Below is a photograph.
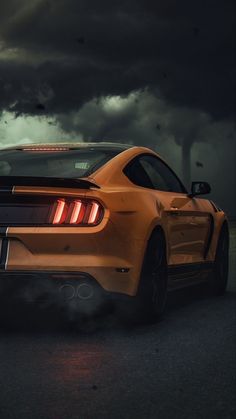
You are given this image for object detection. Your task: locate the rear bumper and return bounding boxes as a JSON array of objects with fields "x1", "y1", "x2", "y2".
[
  {"x1": 4, "y1": 219, "x2": 144, "y2": 296},
  {"x1": 0, "y1": 270, "x2": 133, "y2": 308}
]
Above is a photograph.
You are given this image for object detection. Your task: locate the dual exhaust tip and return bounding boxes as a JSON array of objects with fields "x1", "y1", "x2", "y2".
[{"x1": 59, "y1": 282, "x2": 94, "y2": 301}]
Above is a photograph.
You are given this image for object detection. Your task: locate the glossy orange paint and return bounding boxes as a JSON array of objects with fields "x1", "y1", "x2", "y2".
[{"x1": 5, "y1": 145, "x2": 227, "y2": 296}]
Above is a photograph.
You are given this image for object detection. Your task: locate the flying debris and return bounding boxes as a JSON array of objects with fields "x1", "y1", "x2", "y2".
[
  {"x1": 75, "y1": 36, "x2": 85, "y2": 44},
  {"x1": 196, "y1": 161, "x2": 204, "y2": 167},
  {"x1": 35, "y1": 103, "x2": 46, "y2": 111}
]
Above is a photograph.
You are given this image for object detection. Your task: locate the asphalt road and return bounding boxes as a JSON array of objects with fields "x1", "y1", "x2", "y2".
[{"x1": 0, "y1": 225, "x2": 235, "y2": 419}]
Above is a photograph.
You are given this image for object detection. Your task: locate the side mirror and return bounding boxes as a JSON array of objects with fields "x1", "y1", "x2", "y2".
[{"x1": 189, "y1": 181, "x2": 211, "y2": 197}]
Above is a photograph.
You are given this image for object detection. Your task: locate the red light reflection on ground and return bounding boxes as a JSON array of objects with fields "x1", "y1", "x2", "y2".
[{"x1": 48, "y1": 343, "x2": 111, "y2": 386}]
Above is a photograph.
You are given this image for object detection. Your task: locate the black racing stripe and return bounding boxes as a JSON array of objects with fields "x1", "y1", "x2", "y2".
[
  {"x1": 0, "y1": 186, "x2": 12, "y2": 269},
  {"x1": 0, "y1": 227, "x2": 8, "y2": 237},
  {"x1": 0, "y1": 238, "x2": 9, "y2": 270}
]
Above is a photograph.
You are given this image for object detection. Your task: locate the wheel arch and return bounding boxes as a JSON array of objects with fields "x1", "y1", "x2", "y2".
[
  {"x1": 136, "y1": 223, "x2": 168, "y2": 318},
  {"x1": 217, "y1": 219, "x2": 230, "y2": 246},
  {"x1": 146, "y1": 224, "x2": 168, "y2": 261},
  {"x1": 210, "y1": 216, "x2": 229, "y2": 261}
]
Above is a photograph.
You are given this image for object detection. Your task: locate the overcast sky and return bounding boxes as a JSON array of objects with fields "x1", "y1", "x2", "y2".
[{"x1": 0, "y1": 0, "x2": 235, "y2": 214}]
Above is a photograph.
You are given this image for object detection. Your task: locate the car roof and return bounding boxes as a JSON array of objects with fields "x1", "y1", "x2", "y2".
[{"x1": 1, "y1": 142, "x2": 134, "y2": 152}]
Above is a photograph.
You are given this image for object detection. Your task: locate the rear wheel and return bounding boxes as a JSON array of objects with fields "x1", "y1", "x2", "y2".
[
  {"x1": 137, "y1": 230, "x2": 168, "y2": 322},
  {"x1": 211, "y1": 224, "x2": 229, "y2": 295}
]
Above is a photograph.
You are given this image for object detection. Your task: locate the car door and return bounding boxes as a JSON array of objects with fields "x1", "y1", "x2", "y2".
[{"x1": 137, "y1": 154, "x2": 212, "y2": 265}]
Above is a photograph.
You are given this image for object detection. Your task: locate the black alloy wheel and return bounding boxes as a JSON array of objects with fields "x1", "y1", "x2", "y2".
[
  {"x1": 138, "y1": 230, "x2": 168, "y2": 321},
  {"x1": 212, "y1": 225, "x2": 229, "y2": 295}
]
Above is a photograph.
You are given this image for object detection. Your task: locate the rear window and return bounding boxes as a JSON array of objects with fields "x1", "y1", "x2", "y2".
[{"x1": 0, "y1": 148, "x2": 120, "y2": 178}]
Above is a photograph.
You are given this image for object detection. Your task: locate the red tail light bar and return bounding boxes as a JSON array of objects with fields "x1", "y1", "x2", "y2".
[{"x1": 50, "y1": 198, "x2": 103, "y2": 226}]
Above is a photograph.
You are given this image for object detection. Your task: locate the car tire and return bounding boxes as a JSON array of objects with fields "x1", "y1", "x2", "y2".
[
  {"x1": 137, "y1": 230, "x2": 168, "y2": 322},
  {"x1": 211, "y1": 224, "x2": 229, "y2": 296}
]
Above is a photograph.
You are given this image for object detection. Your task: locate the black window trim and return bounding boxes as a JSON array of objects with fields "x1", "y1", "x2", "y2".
[{"x1": 123, "y1": 153, "x2": 188, "y2": 194}]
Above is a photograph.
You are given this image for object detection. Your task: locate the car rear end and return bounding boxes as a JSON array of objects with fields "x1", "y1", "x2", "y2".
[{"x1": 0, "y1": 144, "x2": 140, "y2": 317}]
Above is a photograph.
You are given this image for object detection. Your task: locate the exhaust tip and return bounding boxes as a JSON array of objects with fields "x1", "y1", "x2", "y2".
[
  {"x1": 59, "y1": 282, "x2": 94, "y2": 301},
  {"x1": 77, "y1": 283, "x2": 94, "y2": 300}
]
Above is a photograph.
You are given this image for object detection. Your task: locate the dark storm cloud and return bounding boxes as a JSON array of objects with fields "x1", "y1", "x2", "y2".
[{"x1": 0, "y1": 0, "x2": 235, "y2": 118}]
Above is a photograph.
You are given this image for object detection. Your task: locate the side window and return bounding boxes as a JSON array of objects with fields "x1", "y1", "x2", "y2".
[
  {"x1": 124, "y1": 154, "x2": 185, "y2": 193},
  {"x1": 139, "y1": 155, "x2": 184, "y2": 193},
  {"x1": 123, "y1": 158, "x2": 153, "y2": 189}
]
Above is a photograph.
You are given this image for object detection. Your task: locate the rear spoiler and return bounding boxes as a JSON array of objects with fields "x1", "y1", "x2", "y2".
[{"x1": 0, "y1": 176, "x2": 100, "y2": 190}]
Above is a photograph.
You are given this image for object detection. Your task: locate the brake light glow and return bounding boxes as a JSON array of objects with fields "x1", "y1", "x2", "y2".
[
  {"x1": 69, "y1": 200, "x2": 83, "y2": 224},
  {"x1": 50, "y1": 199, "x2": 103, "y2": 226},
  {"x1": 88, "y1": 202, "x2": 100, "y2": 224},
  {"x1": 22, "y1": 147, "x2": 70, "y2": 152},
  {"x1": 52, "y1": 199, "x2": 67, "y2": 224}
]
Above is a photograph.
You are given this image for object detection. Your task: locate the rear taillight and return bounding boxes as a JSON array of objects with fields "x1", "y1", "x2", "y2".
[
  {"x1": 52, "y1": 199, "x2": 68, "y2": 224},
  {"x1": 50, "y1": 199, "x2": 104, "y2": 226}
]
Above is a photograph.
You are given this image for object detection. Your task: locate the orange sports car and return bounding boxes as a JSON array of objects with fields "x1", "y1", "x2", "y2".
[{"x1": 0, "y1": 143, "x2": 229, "y2": 320}]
